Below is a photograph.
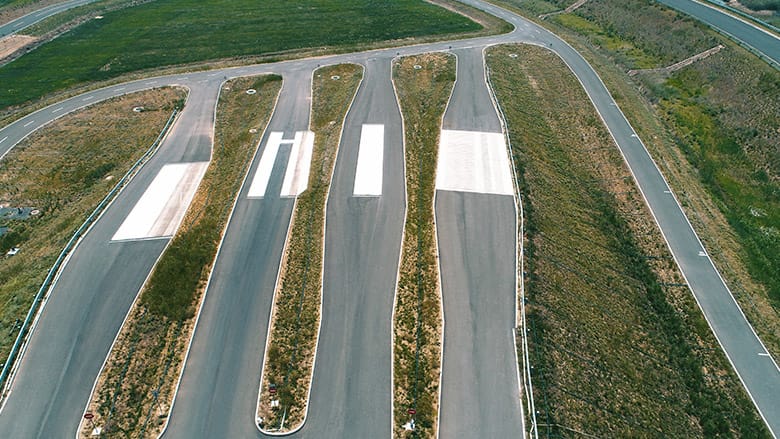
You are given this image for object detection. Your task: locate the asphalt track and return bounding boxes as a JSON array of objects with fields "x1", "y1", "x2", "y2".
[
  {"x1": 161, "y1": 69, "x2": 307, "y2": 439},
  {"x1": 0, "y1": 0, "x2": 777, "y2": 437},
  {"x1": 277, "y1": 57, "x2": 405, "y2": 438},
  {"x1": 657, "y1": 0, "x2": 780, "y2": 67},
  {"x1": 436, "y1": 46, "x2": 524, "y2": 438},
  {"x1": 0, "y1": 0, "x2": 98, "y2": 36}
]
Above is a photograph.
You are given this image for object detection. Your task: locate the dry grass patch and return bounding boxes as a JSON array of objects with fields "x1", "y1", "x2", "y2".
[
  {"x1": 392, "y1": 52, "x2": 455, "y2": 439},
  {"x1": 78, "y1": 74, "x2": 281, "y2": 439},
  {"x1": 257, "y1": 63, "x2": 362, "y2": 433},
  {"x1": 487, "y1": 43, "x2": 768, "y2": 438}
]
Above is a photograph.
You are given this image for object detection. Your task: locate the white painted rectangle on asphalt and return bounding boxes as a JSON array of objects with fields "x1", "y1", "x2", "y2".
[
  {"x1": 247, "y1": 132, "x2": 287, "y2": 198},
  {"x1": 353, "y1": 124, "x2": 384, "y2": 197},
  {"x1": 280, "y1": 130, "x2": 315, "y2": 197},
  {"x1": 112, "y1": 162, "x2": 209, "y2": 241},
  {"x1": 435, "y1": 129, "x2": 514, "y2": 195}
]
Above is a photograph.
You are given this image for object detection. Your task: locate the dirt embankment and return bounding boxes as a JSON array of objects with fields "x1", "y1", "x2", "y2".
[{"x1": 0, "y1": 34, "x2": 37, "y2": 60}]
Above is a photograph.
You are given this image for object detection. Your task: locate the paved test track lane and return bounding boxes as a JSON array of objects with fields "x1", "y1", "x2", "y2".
[
  {"x1": 161, "y1": 69, "x2": 310, "y2": 439},
  {"x1": 0, "y1": 0, "x2": 99, "y2": 36},
  {"x1": 279, "y1": 58, "x2": 405, "y2": 438},
  {"x1": 0, "y1": 84, "x2": 219, "y2": 438},
  {"x1": 657, "y1": 0, "x2": 780, "y2": 66},
  {"x1": 0, "y1": 0, "x2": 778, "y2": 435},
  {"x1": 436, "y1": 46, "x2": 524, "y2": 438}
]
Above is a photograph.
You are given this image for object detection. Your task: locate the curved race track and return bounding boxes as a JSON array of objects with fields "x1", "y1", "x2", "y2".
[{"x1": 0, "y1": 0, "x2": 777, "y2": 437}]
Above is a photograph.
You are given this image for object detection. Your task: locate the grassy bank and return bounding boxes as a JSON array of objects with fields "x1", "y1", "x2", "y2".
[
  {"x1": 495, "y1": 0, "x2": 780, "y2": 359},
  {"x1": 257, "y1": 64, "x2": 362, "y2": 433},
  {"x1": 0, "y1": 87, "x2": 184, "y2": 363},
  {"x1": 0, "y1": 0, "x2": 487, "y2": 110},
  {"x1": 392, "y1": 53, "x2": 454, "y2": 438},
  {"x1": 488, "y1": 43, "x2": 768, "y2": 438},
  {"x1": 78, "y1": 74, "x2": 281, "y2": 438}
]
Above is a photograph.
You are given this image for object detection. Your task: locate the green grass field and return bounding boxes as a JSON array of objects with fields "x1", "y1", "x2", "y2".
[{"x1": 0, "y1": 0, "x2": 480, "y2": 109}]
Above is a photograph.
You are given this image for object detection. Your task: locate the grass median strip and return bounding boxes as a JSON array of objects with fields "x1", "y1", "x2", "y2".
[
  {"x1": 392, "y1": 52, "x2": 454, "y2": 439},
  {"x1": 77, "y1": 74, "x2": 281, "y2": 439},
  {"x1": 488, "y1": 43, "x2": 768, "y2": 438},
  {"x1": 0, "y1": 86, "x2": 184, "y2": 364},
  {"x1": 257, "y1": 63, "x2": 362, "y2": 433}
]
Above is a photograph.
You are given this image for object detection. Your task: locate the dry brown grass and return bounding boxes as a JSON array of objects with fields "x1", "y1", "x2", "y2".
[{"x1": 392, "y1": 52, "x2": 455, "y2": 439}]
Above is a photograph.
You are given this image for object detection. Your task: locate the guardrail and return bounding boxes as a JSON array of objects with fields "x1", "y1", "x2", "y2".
[{"x1": 0, "y1": 107, "x2": 179, "y2": 396}]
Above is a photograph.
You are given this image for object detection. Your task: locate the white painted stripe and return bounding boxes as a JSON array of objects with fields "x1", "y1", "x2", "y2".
[
  {"x1": 353, "y1": 124, "x2": 384, "y2": 196},
  {"x1": 112, "y1": 162, "x2": 209, "y2": 241},
  {"x1": 280, "y1": 131, "x2": 315, "y2": 197},
  {"x1": 247, "y1": 132, "x2": 286, "y2": 198},
  {"x1": 82, "y1": 96, "x2": 93, "y2": 101},
  {"x1": 115, "y1": 87, "x2": 126, "y2": 91},
  {"x1": 435, "y1": 129, "x2": 514, "y2": 195},
  {"x1": 23, "y1": 121, "x2": 34, "y2": 128},
  {"x1": 52, "y1": 107, "x2": 64, "y2": 113},
  {"x1": 0, "y1": 137, "x2": 7, "y2": 144}
]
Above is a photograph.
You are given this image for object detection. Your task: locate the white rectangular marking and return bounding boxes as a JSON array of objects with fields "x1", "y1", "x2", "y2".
[
  {"x1": 52, "y1": 107, "x2": 64, "y2": 113},
  {"x1": 247, "y1": 132, "x2": 286, "y2": 198},
  {"x1": 82, "y1": 96, "x2": 93, "y2": 101},
  {"x1": 0, "y1": 137, "x2": 7, "y2": 144},
  {"x1": 23, "y1": 120, "x2": 34, "y2": 128},
  {"x1": 435, "y1": 129, "x2": 514, "y2": 195},
  {"x1": 353, "y1": 124, "x2": 384, "y2": 196},
  {"x1": 115, "y1": 87, "x2": 126, "y2": 91},
  {"x1": 280, "y1": 131, "x2": 315, "y2": 197},
  {"x1": 112, "y1": 162, "x2": 209, "y2": 241}
]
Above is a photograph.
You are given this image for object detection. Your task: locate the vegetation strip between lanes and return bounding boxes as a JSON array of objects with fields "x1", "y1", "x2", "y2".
[
  {"x1": 257, "y1": 63, "x2": 363, "y2": 433},
  {"x1": 78, "y1": 74, "x2": 281, "y2": 439},
  {"x1": 392, "y1": 52, "x2": 455, "y2": 439},
  {"x1": 487, "y1": 43, "x2": 768, "y2": 438},
  {"x1": 0, "y1": 87, "x2": 184, "y2": 387}
]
